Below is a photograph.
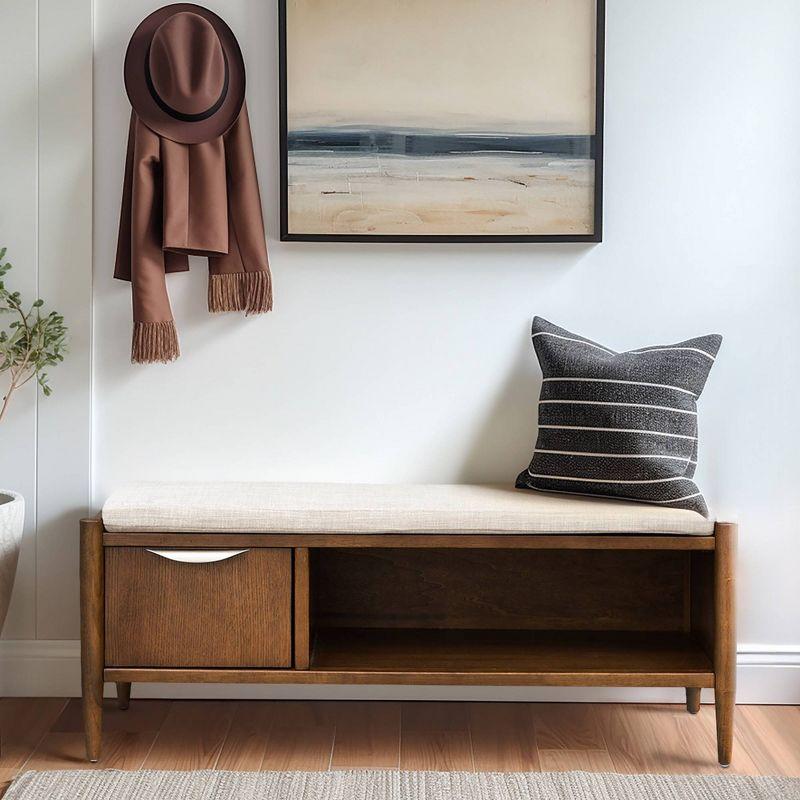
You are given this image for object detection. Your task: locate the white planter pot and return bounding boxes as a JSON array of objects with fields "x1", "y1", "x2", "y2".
[{"x1": 0, "y1": 491, "x2": 24, "y2": 634}]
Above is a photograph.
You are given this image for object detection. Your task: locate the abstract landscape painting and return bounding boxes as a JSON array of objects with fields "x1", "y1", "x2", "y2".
[{"x1": 280, "y1": 0, "x2": 603, "y2": 241}]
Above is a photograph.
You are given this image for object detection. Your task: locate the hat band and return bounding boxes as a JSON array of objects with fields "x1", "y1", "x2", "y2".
[{"x1": 144, "y1": 45, "x2": 230, "y2": 123}]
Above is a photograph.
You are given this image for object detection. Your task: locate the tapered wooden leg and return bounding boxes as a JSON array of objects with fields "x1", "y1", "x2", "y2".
[
  {"x1": 80, "y1": 517, "x2": 105, "y2": 762},
  {"x1": 686, "y1": 687, "x2": 701, "y2": 714},
  {"x1": 715, "y1": 689, "x2": 735, "y2": 766},
  {"x1": 713, "y1": 522, "x2": 737, "y2": 767},
  {"x1": 116, "y1": 682, "x2": 131, "y2": 710}
]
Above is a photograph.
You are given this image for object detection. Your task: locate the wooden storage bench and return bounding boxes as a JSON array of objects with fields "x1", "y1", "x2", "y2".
[{"x1": 81, "y1": 483, "x2": 736, "y2": 765}]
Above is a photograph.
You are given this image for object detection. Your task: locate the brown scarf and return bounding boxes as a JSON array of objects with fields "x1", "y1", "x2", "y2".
[{"x1": 114, "y1": 102, "x2": 271, "y2": 364}]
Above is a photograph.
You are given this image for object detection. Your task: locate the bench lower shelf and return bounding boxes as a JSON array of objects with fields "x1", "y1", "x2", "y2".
[{"x1": 105, "y1": 628, "x2": 715, "y2": 688}]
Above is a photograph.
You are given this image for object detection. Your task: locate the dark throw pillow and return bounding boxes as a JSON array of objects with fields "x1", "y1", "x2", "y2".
[{"x1": 516, "y1": 317, "x2": 722, "y2": 517}]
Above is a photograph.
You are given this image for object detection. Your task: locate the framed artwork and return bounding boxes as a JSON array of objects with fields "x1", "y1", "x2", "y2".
[{"x1": 279, "y1": 0, "x2": 604, "y2": 243}]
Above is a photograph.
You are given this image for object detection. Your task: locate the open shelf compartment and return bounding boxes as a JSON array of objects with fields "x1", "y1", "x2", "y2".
[{"x1": 303, "y1": 547, "x2": 716, "y2": 686}]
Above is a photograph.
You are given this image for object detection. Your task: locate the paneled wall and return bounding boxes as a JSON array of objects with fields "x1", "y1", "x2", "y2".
[
  {"x1": 0, "y1": 0, "x2": 92, "y2": 641},
  {"x1": 2, "y1": 0, "x2": 800, "y2": 699}
]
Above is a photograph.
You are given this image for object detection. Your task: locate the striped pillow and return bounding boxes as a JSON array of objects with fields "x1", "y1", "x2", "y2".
[{"x1": 516, "y1": 318, "x2": 722, "y2": 517}]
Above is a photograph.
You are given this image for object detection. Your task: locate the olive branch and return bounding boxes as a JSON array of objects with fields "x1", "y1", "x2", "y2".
[{"x1": 0, "y1": 246, "x2": 68, "y2": 426}]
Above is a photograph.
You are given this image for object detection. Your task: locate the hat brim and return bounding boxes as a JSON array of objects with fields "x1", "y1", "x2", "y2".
[{"x1": 124, "y1": 3, "x2": 245, "y2": 145}]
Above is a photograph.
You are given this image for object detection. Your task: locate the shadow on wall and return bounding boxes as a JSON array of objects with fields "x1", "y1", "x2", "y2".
[{"x1": 457, "y1": 331, "x2": 540, "y2": 485}]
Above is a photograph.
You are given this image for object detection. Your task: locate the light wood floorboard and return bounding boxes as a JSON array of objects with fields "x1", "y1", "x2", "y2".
[
  {"x1": 400, "y1": 702, "x2": 474, "y2": 772},
  {"x1": 0, "y1": 699, "x2": 68, "y2": 796},
  {"x1": 469, "y1": 703, "x2": 539, "y2": 772},
  {"x1": 1, "y1": 699, "x2": 799, "y2": 796},
  {"x1": 216, "y1": 702, "x2": 275, "y2": 771},
  {"x1": 330, "y1": 702, "x2": 401, "y2": 770},
  {"x1": 140, "y1": 701, "x2": 235, "y2": 771},
  {"x1": 258, "y1": 701, "x2": 336, "y2": 771}
]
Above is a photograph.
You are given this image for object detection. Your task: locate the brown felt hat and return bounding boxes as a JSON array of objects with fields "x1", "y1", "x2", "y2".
[{"x1": 124, "y1": 4, "x2": 245, "y2": 144}]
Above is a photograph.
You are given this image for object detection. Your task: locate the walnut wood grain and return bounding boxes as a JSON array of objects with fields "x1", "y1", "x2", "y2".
[
  {"x1": 87, "y1": 517, "x2": 736, "y2": 767},
  {"x1": 104, "y1": 628, "x2": 715, "y2": 688},
  {"x1": 311, "y1": 548, "x2": 688, "y2": 632},
  {"x1": 311, "y1": 629, "x2": 713, "y2": 678},
  {"x1": 690, "y1": 549, "x2": 715, "y2": 659},
  {"x1": 115, "y1": 682, "x2": 131, "y2": 711},
  {"x1": 686, "y1": 687, "x2": 702, "y2": 714},
  {"x1": 294, "y1": 548, "x2": 311, "y2": 669},
  {"x1": 80, "y1": 517, "x2": 104, "y2": 762},
  {"x1": 102, "y1": 532, "x2": 716, "y2": 551},
  {"x1": 713, "y1": 522, "x2": 737, "y2": 766},
  {"x1": 105, "y1": 547, "x2": 292, "y2": 668},
  {"x1": 104, "y1": 666, "x2": 714, "y2": 688}
]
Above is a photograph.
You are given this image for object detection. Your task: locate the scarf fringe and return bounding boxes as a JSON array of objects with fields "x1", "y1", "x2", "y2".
[
  {"x1": 131, "y1": 320, "x2": 180, "y2": 364},
  {"x1": 208, "y1": 271, "x2": 273, "y2": 316}
]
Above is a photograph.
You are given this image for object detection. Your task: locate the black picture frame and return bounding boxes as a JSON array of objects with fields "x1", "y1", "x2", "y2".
[{"x1": 279, "y1": 0, "x2": 605, "y2": 244}]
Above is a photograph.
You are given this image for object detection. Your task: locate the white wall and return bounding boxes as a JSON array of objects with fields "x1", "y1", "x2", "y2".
[{"x1": 3, "y1": 0, "x2": 800, "y2": 699}]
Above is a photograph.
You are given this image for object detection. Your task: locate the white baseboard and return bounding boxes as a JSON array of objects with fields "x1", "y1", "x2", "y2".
[{"x1": 1, "y1": 640, "x2": 798, "y2": 703}]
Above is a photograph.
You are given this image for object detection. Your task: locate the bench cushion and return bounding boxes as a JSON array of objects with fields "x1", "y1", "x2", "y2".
[{"x1": 102, "y1": 482, "x2": 715, "y2": 535}]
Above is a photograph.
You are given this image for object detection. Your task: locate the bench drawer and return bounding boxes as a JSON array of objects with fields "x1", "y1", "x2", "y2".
[{"x1": 105, "y1": 547, "x2": 292, "y2": 668}]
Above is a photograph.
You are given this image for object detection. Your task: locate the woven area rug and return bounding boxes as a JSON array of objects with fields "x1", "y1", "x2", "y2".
[{"x1": 6, "y1": 770, "x2": 800, "y2": 800}]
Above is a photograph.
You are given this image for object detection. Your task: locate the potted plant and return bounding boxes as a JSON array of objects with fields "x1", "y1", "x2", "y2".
[{"x1": 0, "y1": 246, "x2": 67, "y2": 632}]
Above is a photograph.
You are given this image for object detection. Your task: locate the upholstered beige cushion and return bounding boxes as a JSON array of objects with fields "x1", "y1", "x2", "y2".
[{"x1": 102, "y1": 482, "x2": 714, "y2": 535}]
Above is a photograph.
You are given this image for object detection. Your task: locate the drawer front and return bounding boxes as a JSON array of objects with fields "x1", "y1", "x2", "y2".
[{"x1": 105, "y1": 547, "x2": 292, "y2": 668}]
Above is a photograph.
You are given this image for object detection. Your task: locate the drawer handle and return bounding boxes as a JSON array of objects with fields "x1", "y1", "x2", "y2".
[{"x1": 145, "y1": 549, "x2": 250, "y2": 564}]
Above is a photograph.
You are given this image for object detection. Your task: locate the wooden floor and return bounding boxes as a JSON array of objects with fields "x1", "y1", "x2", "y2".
[{"x1": 2, "y1": 700, "x2": 799, "y2": 795}]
